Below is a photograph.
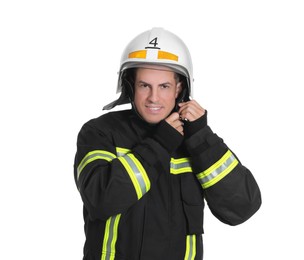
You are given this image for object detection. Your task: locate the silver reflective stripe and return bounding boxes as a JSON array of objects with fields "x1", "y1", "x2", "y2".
[
  {"x1": 116, "y1": 147, "x2": 150, "y2": 199},
  {"x1": 77, "y1": 150, "x2": 116, "y2": 181},
  {"x1": 116, "y1": 151, "x2": 125, "y2": 157},
  {"x1": 171, "y1": 161, "x2": 191, "y2": 170},
  {"x1": 123, "y1": 155, "x2": 147, "y2": 195},
  {"x1": 170, "y1": 158, "x2": 192, "y2": 174},
  {"x1": 188, "y1": 236, "x2": 194, "y2": 260},
  {"x1": 197, "y1": 150, "x2": 239, "y2": 188},
  {"x1": 105, "y1": 217, "x2": 116, "y2": 260},
  {"x1": 200, "y1": 154, "x2": 235, "y2": 183},
  {"x1": 101, "y1": 214, "x2": 121, "y2": 260}
]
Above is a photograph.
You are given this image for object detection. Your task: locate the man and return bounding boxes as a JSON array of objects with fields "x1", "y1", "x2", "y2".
[{"x1": 74, "y1": 27, "x2": 261, "y2": 260}]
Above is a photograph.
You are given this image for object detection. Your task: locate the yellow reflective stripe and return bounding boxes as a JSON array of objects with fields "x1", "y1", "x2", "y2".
[
  {"x1": 170, "y1": 157, "x2": 193, "y2": 175},
  {"x1": 101, "y1": 214, "x2": 121, "y2": 260},
  {"x1": 118, "y1": 154, "x2": 150, "y2": 199},
  {"x1": 128, "y1": 50, "x2": 147, "y2": 59},
  {"x1": 184, "y1": 235, "x2": 196, "y2": 260},
  {"x1": 77, "y1": 150, "x2": 117, "y2": 181},
  {"x1": 118, "y1": 156, "x2": 142, "y2": 198},
  {"x1": 197, "y1": 150, "x2": 239, "y2": 189},
  {"x1": 158, "y1": 50, "x2": 178, "y2": 61},
  {"x1": 116, "y1": 147, "x2": 150, "y2": 199},
  {"x1": 116, "y1": 147, "x2": 131, "y2": 157}
]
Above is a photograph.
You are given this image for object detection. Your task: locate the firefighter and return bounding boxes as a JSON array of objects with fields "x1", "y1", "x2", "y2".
[{"x1": 74, "y1": 27, "x2": 261, "y2": 260}]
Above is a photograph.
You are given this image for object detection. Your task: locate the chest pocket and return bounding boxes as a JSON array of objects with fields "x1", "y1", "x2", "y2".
[{"x1": 180, "y1": 173, "x2": 205, "y2": 235}]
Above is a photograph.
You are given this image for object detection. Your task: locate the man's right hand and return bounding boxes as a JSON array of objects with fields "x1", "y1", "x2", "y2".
[{"x1": 165, "y1": 112, "x2": 184, "y2": 136}]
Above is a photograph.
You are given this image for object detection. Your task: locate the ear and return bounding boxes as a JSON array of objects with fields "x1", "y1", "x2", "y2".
[{"x1": 175, "y1": 82, "x2": 183, "y2": 98}]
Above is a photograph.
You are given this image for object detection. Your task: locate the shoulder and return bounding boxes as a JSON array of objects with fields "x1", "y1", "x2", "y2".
[{"x1": 85, "y1": 109, "x2": 132, "y2": 131}]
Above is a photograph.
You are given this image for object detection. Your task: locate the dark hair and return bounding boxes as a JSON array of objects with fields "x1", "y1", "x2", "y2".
[{"x1": 121, "y1": 68, "x2": 136, "y2": 101}]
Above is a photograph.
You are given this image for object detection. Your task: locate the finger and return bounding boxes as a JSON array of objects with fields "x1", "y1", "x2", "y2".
[
  {"x1": 179, "y1": 105, "x2": 199, "y2": 121},
  {"x1": 180, "y1": 110, "x2": 196, "y2": 122},
  {"x1": 181, "y1": 109, "x2": 203, "y2": 122},
  {"x1": 165, "y1": 112, "x2": 180, "y2": 123},
  {"x1": 177, "y1": 126, "x2": 184, "y2": 136},
  {"x1": 178, "y1": 102, "x2": 187, "y2": 107},
  {"x1": 179, "y1": 100, "x2": 203, "y2": 113},
  {"x1": 171, "y1": 119, "x2": 184, "y2": 132},
  {"x1": 175, "y1": 120, "x2": 184, "y2": 128},
  {"x1": 174, "y1": 121, "x2": 184, "y2": 135},
  {"x1": 179, "y1": 102, "x2": 205, "y2": 121},
  {"x1": 188, "y1": 100, "x2": 203, "y2": 109}
]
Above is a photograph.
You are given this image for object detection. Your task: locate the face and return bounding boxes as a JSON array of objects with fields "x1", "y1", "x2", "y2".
[{"x1": 133, "y1": 66, "x2": 182, "y2": 124}]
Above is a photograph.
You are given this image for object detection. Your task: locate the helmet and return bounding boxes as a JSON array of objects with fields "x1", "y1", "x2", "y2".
[{"x1": 103, "y1": 27, "x2": 193, "y2": 110}]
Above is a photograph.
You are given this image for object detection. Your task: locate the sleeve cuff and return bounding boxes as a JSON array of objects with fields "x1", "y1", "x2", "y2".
[
  {"x1": 153, "y1": 120, "x2": 184, "y2": 154},
  {"x1": 184, "y1": 110, "x2": 208, "y2": 137}
]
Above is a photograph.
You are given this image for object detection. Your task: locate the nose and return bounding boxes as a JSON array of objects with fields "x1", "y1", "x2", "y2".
[{"x1": 148, "y1": 87, "x2": 159, "y2": 102}]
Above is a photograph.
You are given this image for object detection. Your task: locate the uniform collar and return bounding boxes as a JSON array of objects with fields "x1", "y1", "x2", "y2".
[{"x1": 129, "y1": 109, "x2": 158, "y2": 139}]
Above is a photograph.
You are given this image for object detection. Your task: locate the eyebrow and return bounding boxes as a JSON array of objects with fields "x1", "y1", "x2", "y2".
[{"x1": 137, "y1": 80, "x2": 173, "y2": 86}]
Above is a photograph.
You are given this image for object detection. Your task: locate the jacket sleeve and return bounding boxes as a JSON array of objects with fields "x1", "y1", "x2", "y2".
[
  {"x1": 74, "y1": 119, "x2": 182, "y2": 221},
  {"x1": 185, "y1": 124, "x2": 262, "y2": 226}
]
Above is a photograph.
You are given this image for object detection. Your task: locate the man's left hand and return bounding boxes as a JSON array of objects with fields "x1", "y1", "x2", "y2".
[{"x1": 178, "y1": 100, "x2": 205, "y2": 122}]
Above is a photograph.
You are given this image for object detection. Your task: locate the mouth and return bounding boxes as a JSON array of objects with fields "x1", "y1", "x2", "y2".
[{"x1": 145, "y1": 105, "x2": 163, "y2": 113}]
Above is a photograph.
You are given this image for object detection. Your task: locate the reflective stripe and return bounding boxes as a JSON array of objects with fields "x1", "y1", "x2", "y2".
[
  {"x1": 101, "y1": 214, "x2": 121, "y2": 260},
  {"x1": 116, "y1": 147, "x2": 130, "y2": 157},
  {"x1": 77, "y1": 150, "x2": 116, "y2": 181},
  {"x1": 184, "y1": 235, "x2": 196, "y2": 260},
  {"x1": 158, "y1": 50, "x2": 178, "y2": 61},
  {"x1": 128, "y1": 50, "x2": 147, "y2": 59},
  {"x1": 170, "y1": 157, "x2": 193, "y2": 174},
  {"x1": 117, "y1": 147, "x2": 193, "y2": 175},
  {"x1": 197, "y1": 150, "x2": 238, "y2": 189},
  {"x1": 118, "y1": 154, "x2": 150, "y2": 199},
  {"x1": 128, "y1": 49, "x2": 178, "y2": 61}
]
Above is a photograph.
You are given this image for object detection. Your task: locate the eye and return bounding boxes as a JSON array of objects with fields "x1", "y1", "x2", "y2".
[
  {"x1": 160, "y1": 84, "x2": 170, "y2": 89},
  {"x1": 138, "y1": 83, "x2": 149, "y2": 88}
]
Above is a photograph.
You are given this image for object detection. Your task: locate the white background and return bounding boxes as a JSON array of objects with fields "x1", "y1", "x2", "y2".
[{"x1": 1, "y1": 0, "x2": 303, "y2": 259}]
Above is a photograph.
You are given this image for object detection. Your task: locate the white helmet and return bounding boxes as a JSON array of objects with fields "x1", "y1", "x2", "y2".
[{"x1": 103, "y1": 27, "x2": 193, "y2": 110}]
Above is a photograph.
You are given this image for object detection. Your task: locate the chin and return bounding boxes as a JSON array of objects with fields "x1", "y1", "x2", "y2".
[
  {"x1": 145, "y1": 118, "x2": 162, "y2": 124},
  {"x1": 142, "y1": 114, "x2": 164, "y2": 124},
  {"x1": 138, "y1": 109, "x2": 172, "y2": 124}
]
